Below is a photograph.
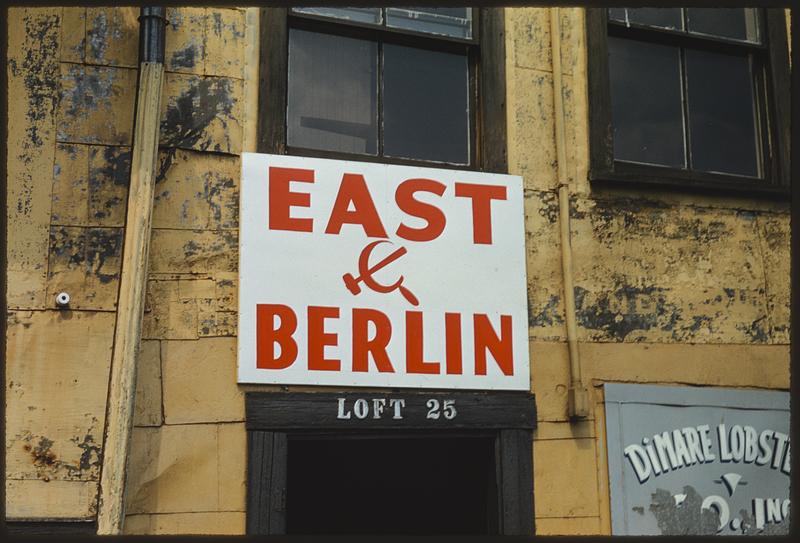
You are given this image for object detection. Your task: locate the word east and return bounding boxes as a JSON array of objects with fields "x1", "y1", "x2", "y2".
[
  {"x1": 269, "y1": 166, "x2": 508, "y2": 244},
  {"x1": 624, "y1": 423, "x2": 790, "y2": 483},
  {"x1": 256, "y1": 304, "x2": 514, "y2": 376}
]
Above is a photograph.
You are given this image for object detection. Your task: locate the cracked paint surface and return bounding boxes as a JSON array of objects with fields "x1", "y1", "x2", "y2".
[{"x1": 5, "y1": 5, "x2": 790, "y2": 533}]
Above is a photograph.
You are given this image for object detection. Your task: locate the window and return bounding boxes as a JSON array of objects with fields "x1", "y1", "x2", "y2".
[
  {"x1": 586, "y1": 8, "x2": 790, "y2": 195},
  {"x1": 258, "y1": 7, "x2": 508, "y2": 172}
]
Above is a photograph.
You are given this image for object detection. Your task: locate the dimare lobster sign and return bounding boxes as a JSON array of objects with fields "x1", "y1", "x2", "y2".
[
  {"x1": 605, "y1": 384, "x2": 790, "y2": 536},
  {"x1": 238, "y1": 153, "x2": 529, "y2": 390}
]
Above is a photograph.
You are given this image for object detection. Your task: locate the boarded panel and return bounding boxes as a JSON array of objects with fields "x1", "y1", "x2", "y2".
[
  {"x1": 5, "y1": 310, "x2": 114, "y2": 486},
  {"x1": 6, "y1": 8, "x2": 62, "y2": 309},
  {"x1": 45, "y1": 226, "x2": 124, "y2": 310},
  {"x1": 5, "y1": 480, "x2": 97, "y2": 520}
]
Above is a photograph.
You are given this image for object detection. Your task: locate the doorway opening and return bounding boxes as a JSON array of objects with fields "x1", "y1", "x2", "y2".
[
  {"x1": 287, "y1": 434, "x2": 496, "y2": 535},
  {"x1": 245, "y1": 391, "x2": 535, "y2": 535}
]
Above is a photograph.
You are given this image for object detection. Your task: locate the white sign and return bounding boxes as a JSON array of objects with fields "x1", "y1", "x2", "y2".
[{"x1": 238, "y1": 153, "x2": 529, "y2": 390}]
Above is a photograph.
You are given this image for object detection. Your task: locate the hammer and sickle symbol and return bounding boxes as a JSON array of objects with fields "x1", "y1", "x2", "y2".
[{"x1": 342, "y1": 240, "x2": 419, "y2": 306}]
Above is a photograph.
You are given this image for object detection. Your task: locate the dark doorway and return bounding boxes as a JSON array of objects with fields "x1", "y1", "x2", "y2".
[
  {"x1": 286, "y1": 434, "x2": 495, "y2": 535},
  {"x1": 246, "y1": 392, "x2": 535, "y2": 535}
]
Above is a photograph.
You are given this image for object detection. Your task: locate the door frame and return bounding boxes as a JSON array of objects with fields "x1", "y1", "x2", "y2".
[{"x1": 245, "y1": 391, "x2": 536, "y2": 535}]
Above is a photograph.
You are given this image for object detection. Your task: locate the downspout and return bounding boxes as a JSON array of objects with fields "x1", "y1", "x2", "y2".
[
  {"x1": 97, "y1": 7, "x2": 167, "y2": 534},
  {"x1": 550, "y1": 8, "x2": 590, "y2": 420}
]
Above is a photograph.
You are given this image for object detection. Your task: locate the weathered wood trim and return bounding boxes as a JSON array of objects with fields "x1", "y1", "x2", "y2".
[
  {"x1": 496, "y1": 429, "x2": 534, "y2": 535},
  {"x1": 765, "y1": 8, "x2": 791, "y2": 188},
  {"x1": 3, "y1": 521, "x2": 97, "y2": 536},
  {"x1": 479, "y1": 7, "x2": 508, "y2": 174},
  {"x1": 257, "y1": 8, "x2": 287, "y2": 154},
  {"x1": 242, "y1": 7, "x2": 261, "y2": 153},
  {"x1": 97, "y1": 61, "x2": 165, "y2": 535},
  {"x1": 245, "y1": 391, "x2": 537, "y2": 431},
  {"x1": 585, "y1": 8, "x2": 614, "y2": 178},
  {"x1": 247, "y1": 431, "x2": 287, "y2": 535}
]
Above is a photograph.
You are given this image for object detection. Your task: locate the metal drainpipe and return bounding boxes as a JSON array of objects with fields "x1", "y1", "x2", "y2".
[
  {"x1": 96, "y1": 7, "x2": 167, "y2": 535},
  {"x1": 550, "y1": 7, "x2": 590, "y2": 420}
]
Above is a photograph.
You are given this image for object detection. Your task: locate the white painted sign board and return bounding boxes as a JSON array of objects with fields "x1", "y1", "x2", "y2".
[{"x1": 238, "y1": 153, "x2": 529, "y2": 390}]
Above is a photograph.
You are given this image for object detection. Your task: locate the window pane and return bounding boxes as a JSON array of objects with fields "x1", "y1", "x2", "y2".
[
  {"x1": 383, "y1": 45, "x2": 469, "y2": 164},
  {"x1": 609, "y1": 8, "x2": 682, "y2": 30},
  {"x1": 608, "y1": 37, "x2": 685, "y2": 168},
  {"x1": 386, "y1": 7, "x2": 472, "y2": 38},
  {"x1": 686, "y1": 8, "x2": 760, "y2": 43},
  {"x1": 287, "y1": 30, "x2": 378, "y2": 155},
  {"x1": 292, "y1": 7, "x2": 382, "y2": 25},
  {"x1": 685, "y1": 49, "x2": 759, "y2": 177},
  {"x1": 607, "y1": 8, "x2": 627, "y2": 23}
]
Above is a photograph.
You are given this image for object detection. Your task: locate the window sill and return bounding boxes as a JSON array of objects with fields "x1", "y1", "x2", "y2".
[
  {"x1": 589, "y1": 164, "x2": 789, "y2": 200},
  {"x1": 283, "y1": 146, "x2": 478, "y2": 172}
]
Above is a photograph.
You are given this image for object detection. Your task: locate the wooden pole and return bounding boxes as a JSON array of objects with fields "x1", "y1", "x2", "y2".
[{"x1": 96, "y1": 59, "x2": 164, "y2": 534}]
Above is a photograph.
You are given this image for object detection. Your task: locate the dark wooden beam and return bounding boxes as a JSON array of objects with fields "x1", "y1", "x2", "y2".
[{"x1": 246, "y1": 391, "x2": 537, "y2": 431}]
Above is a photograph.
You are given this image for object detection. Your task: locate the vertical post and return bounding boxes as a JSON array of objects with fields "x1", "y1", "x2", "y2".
[
  {"x1": 96, "y1": 7, "x2": 166, "y2": 535},
  {"x1": 496, "y1": 429, "x2": 534, "y2": 535},
  {"x1": 247, "y1": 431, "x2": 288, "y2": 535}
]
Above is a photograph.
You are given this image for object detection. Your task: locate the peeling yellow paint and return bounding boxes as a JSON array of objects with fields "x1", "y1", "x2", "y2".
[
  {"x1": 4, "y1": 6, "x2": 792, "y2": 535},
  {"x1": 56, "y1": 63, "x2": 137, "y2": 145},
  {"x1": 85, "y1": 7, "x2": 139, "y2": 68}
]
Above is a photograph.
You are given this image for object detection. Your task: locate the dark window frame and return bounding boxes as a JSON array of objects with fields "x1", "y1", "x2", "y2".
[
  {"x1": 245, "y1": 391, "x2": 535, "y2": 535},
  {"x1": 2, "y1": 521, "x2": 97, "y2": 536},
  {"x1": 258, "y1": 7, "x2": 508, "y2": 173},
  {"x1": 586, "y1": 8, "x2": 790, "y2": 197}
]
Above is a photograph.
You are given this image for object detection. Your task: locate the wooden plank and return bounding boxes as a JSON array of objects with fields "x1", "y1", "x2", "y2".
[
  {"x1": 497, "y1": 429, "x2": 534, "y2": 535},
  {"x1": 246, "y1": 430, "x2": 272, "y2": 534},
  {"x1": 257, "y1": 8, "x2": 287, "y2": 154},
  {"x1": 584, "y1": 8, "x2": 614, "y2": 178},
  {"x1": 269, "y1": 433, "x2": 288, "y2": 534},
  {"x1": 5, "y1": 479, "x2": 97, "y2": 521},
  {"x1": 246, "y1": 392, "x2": 536, "y2": 431},
  {"x1": 6, "y1": 8, "x2": 61, "y2": 309},
  {"x1": 6, "y1": 311, "x2": 115, "y2": 485},
  {"x1": 247, "y1": 431, "x2": 287, "y2": 535},
  {"x1": 479, "y1": 8, "x2": 508, "y2": 174},
  {"x1": 96, "y1": 62, "x2": 165, "y2": 535},
  {"x1": 242, "y1": 8, "x2": 261, "y2": 153},
  {"x1": 4, "y1": 521, "x2": 96, "y2": 536},
  {"x1": 765, "y1": 8, "x2": 790, "y2": 188}
]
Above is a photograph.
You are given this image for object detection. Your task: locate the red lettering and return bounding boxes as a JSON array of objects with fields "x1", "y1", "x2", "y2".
[
  {"x1": 256, "y1": 304, "x2": 298, "y2": 369},
  {"x1": 308, "y1": 306, "x2": 340, "y2": 371},
  {"x1": 454, "y1": 182, "x2": 507, "y2": 244},
  {"x1": 395, "y1": 178, "x2": 447, "y2": 242},
  {"x1": 474, "y1": 314, "x2": 513, "y2": 376},
  {"x1": 325, "y1": 173, "x2": 388, "y2": 237},
  {"x1": 406, "y1": 311, "x2": 440, "y2": 374},
  {"x1": 445, "y1": 313, "x2": 463, "y2": 375},
  {"x1": 268, "y1": 167, "x2": 314, "y2": 232},
  {"x1": 352, "y1": 308, "x2": 394, "y2": 373}
]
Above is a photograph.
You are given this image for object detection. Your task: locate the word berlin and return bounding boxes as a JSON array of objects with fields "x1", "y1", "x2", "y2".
[
  {"x1": 254, "y1": 165, "x2": 518, "y2": 378},
  {"x1": 624, "y1": 424, "x2": 791, "y2": 483}
]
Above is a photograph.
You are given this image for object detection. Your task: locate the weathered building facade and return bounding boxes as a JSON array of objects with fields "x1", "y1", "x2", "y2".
[{"x1": 4, "y1": 5, "x2": 791, "y2": 536}]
